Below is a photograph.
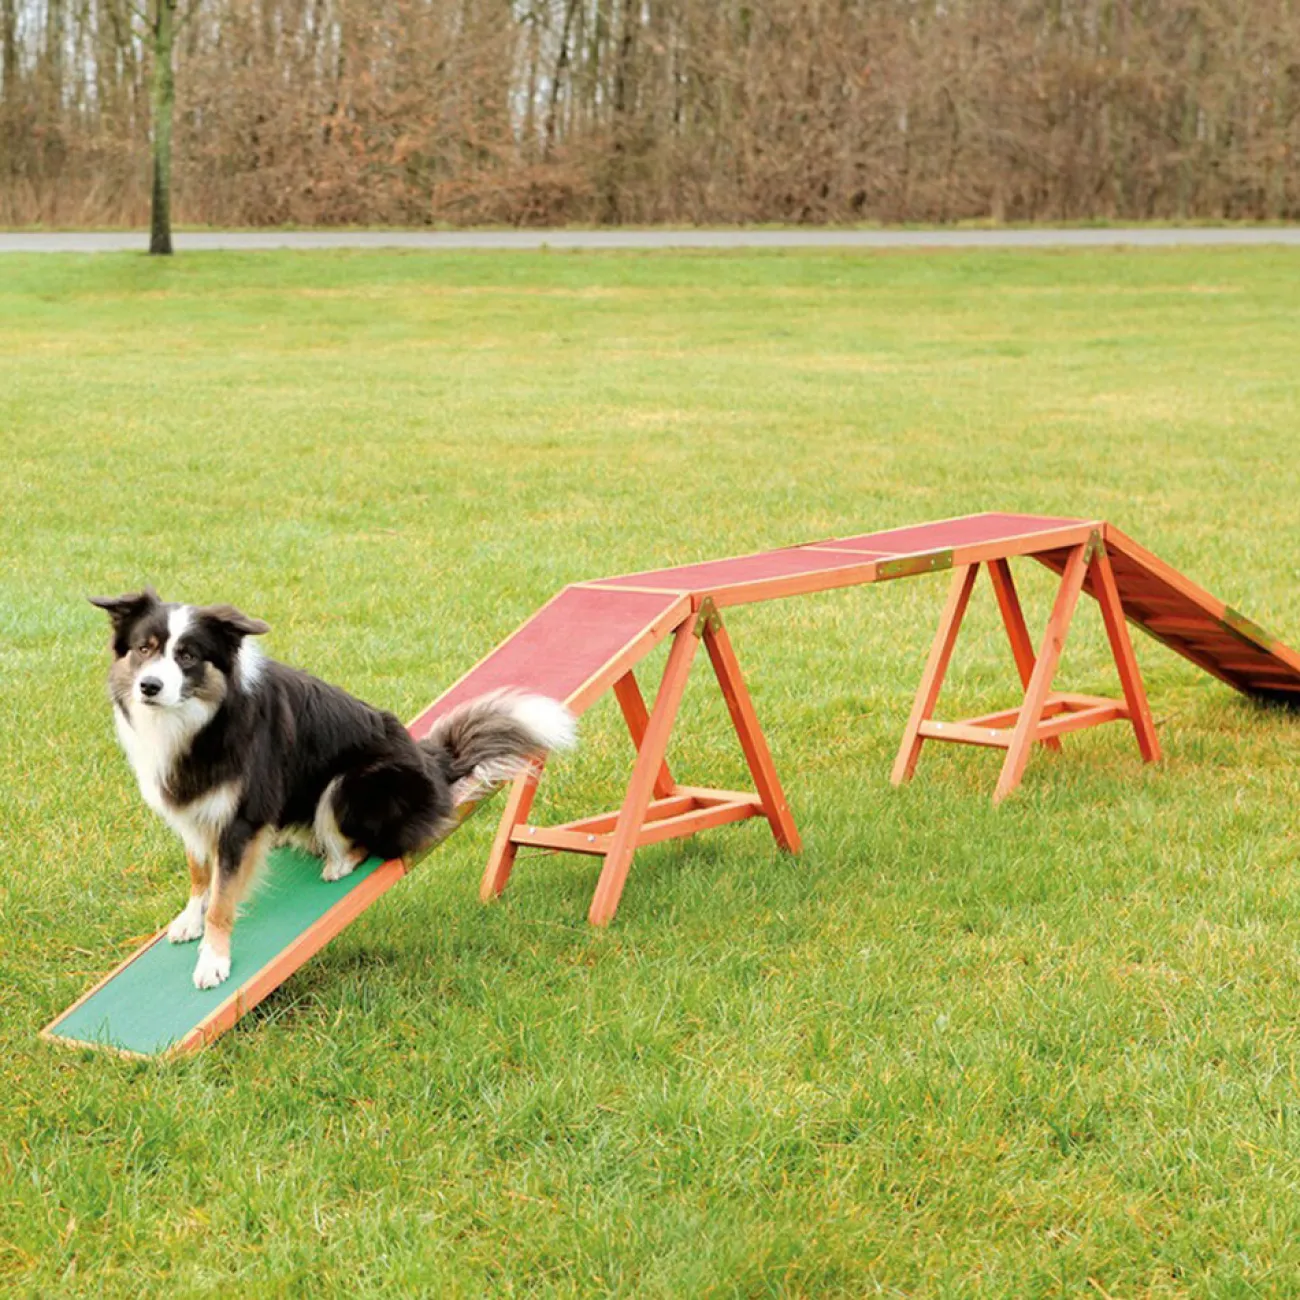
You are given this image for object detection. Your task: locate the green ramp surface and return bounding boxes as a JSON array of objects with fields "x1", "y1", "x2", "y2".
[{"x1": 45, "y1": 846, "x2": 389, "y2": 1057}]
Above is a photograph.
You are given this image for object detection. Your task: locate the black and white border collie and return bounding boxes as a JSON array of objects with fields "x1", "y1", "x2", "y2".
[{"x1": 90, "y1": 589, "x2": 575, "y2": 990}]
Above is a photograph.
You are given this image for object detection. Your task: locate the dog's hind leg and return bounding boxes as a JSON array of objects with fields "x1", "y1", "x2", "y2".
[
  {"x1": 330, "y1": 757, "x2": 448, "y2": 866},
  {"x1": 194, "y1": 821, "x2": 271, "y2": 990},
  {"x1": 167, "y1": 851, "x2": 211, "y2": 944},
  {"x1": 314, "y1": 777, "x2": 367, "y2": 883}
]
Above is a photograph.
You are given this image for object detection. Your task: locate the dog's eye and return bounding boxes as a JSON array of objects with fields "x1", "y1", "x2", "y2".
[
  {"x1": 136, "y1": 642, "x2": 151, "y2": 655},
  {"x1": 177, "y1": 649, "x2": 196, "y2": 666}
]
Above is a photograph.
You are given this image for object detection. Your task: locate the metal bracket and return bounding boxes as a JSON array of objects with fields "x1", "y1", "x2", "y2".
[
  {"x1": 877, "y1": 549, "x2": 954, "y2": 581},
  {"x1": 1084, "y1": 530, "x2": 1105, "y2": 564},
  {"x1": 694, "y1": 597, "x2": 722, "y2": 638}
]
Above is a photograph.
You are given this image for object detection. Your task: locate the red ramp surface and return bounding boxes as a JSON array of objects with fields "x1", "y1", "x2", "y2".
[{"x1": 410, "y1": 586, "x2": 689, "y2": 734}]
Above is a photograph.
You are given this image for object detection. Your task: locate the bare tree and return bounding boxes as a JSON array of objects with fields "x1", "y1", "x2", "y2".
[{"x1": 146, "y1": 0, "x2": 178, "y2": 252}]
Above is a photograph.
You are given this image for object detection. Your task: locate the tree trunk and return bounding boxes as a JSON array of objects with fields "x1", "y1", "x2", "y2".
[
  {"x1": 0, "y1": 0, "x2": 16, "y2": 174},
  {"x1": 150, "y1": 0, "x2": 177, "y2": 255},
  {"x1": 1, "y1": 0, "x2": 17, "y2": 104},
  {"x1": 602, "y1": 0, "x2": 637, "y2": 222},
  {"x1": 543, "y1": 0, "x2": 580, "y2": 159}
]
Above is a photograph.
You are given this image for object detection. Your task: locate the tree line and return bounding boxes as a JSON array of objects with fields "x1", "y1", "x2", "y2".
[{"x1": 2, "y1": 0, "x2": 1298, "y2": 234}]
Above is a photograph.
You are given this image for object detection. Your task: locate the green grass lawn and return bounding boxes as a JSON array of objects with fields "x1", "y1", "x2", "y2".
[{"x1": 3, "y1": 247, "x2": 1300, "y2": 1297}]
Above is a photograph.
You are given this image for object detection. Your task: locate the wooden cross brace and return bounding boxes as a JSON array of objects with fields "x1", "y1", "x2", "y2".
[
  {"x1": 890, "y1": 532, "x2": 1161, "y2": 803},
  {"x1": 479, "y1": 599, "x2": 801, "y2": 927}
]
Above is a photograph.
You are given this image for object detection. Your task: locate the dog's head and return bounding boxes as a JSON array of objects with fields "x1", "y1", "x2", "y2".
[{"x1": 88, "y1": 589, "x2": 269, "y2": 712}]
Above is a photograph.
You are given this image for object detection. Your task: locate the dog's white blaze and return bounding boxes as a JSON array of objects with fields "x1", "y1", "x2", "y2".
[
  {"x1": 237, "y1": 639, "x2": 265, "y2": 692},
  {"x1": 134, "y1": 606, "x2": 193, "y2": 708},
  {"x1": 507, "y1": 694, "x2": 576, "y2": 752}
]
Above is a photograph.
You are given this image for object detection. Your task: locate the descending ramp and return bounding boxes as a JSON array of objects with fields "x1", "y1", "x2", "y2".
[
  {"x1": 1097, "y1": 526, "x2": 1300, "y2": 700},
  {"x1": 44, "y1": 513, "x2": 1299, "y2": 1058}
]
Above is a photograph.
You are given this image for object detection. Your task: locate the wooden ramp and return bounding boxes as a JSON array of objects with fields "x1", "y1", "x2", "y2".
[
  {"x1": 45, "y1": 514, "x2": 1299, "y2": 1057},
  {"x1": 1085, "y1": 526, "x2": 1300, "y2": 702}
]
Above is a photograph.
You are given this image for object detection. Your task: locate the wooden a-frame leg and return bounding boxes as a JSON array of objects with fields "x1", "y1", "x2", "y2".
[
  {"x1": 479, "y1": 762, "x2": 543, "y2": 901},
  {"x1": 702, "y1": 611, "x2": 801, "y2": 854},
  {"x1": 1091, "y1": 544, "x2": 1162, "y2": 764},
  {"x1": 987, "y1": 558, "x2": 1062, "y2": 754},
  {"x1": 588, "y1": 618, "x2": 702, "y2": 926},
  {"x1": 891, "y1": 563, "x2": 981, "y2": 786},
  {"x1": 993, "y1": 543, "x2": 1090, "y2": 803},
  {"x1": 613, "y1": 670, "x2": 676, "y2": 799}
]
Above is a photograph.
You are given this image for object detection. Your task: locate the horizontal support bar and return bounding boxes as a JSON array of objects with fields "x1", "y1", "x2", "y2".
[
  {"x1": 561, "y1": 793, "x2": 697, "y2": 835},
  {"x1": 961, "y1": 699, "x2": 1069, "y2": 730},
  {"x1": 635, "y1": 799, "x2": 763, "y2": 847},
  {"x1": 671, "y1": 785, "x2": 765, "y2": 807},
  {"x1": 959, "y1": 693, "x2": 1119, "y2": 731},
  {"x1": 922, "y1": 693, "x2": 1131, "y2": 750},
  {"x1": 511, "y1": 825, "x2": 612, "y2": 855},
  {"x1": 917, "y1": 719, "x2": 1013, "y2": 748},
  {"x1": 1034, "y1": 702, "x2": 1128, "y2": 740},
  {"x1": 511, "y1": 787, "x2": 767, "y2": 857},
  {"x1": 1050, "y1": 692, "x2": 1126, "y2": 710}
]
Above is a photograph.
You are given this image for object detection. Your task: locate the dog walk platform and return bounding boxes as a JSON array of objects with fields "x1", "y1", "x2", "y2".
[{"x1": 44, "y1": 513, "x2": 1300, "y2": 1057}]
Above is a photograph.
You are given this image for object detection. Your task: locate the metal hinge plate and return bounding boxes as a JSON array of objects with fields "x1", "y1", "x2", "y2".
[
  {"x1": 877, "y1": 549, "x2": 954, "y2": 581},
  {"x1": 694, "y1": 598, "x2": 722, "y2": 637}
]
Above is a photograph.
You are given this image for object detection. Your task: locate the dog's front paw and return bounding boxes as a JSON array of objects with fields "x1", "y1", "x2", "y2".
[
  {"x1": 192, "y1": 941, "x2": 231, "y2": 989},
  {"x1": 167, "y1": 897, "x2": 206, "y2": 944}
]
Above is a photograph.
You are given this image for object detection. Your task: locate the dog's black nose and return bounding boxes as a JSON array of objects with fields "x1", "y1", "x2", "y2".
[{"x1": 139, "y1": 677, "x2": 163, "y2": 698}]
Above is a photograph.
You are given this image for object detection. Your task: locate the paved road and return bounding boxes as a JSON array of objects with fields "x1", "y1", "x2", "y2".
[{"x1": 3, "y1": 227, "x2": 1300, "y2": 253}]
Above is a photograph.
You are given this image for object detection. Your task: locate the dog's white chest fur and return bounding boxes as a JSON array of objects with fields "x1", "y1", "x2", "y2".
[{"x1": 114, "y1": 697, "x2": 233, "y2": 859}]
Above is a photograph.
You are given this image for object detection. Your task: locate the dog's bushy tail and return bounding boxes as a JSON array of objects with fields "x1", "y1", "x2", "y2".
[{"x1": 418, "y1": 689, "x2": 576, "y2": 806}]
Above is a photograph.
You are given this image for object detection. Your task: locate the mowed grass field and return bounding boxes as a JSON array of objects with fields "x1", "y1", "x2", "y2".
[{"x1": 2, "y1": 247, "x2": 1300, "y2": 1297}]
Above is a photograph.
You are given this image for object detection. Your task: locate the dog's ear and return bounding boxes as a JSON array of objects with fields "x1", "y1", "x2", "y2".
[
  {"x1": 88, "y1": 587, "x2": 160, "y2": 629},
  {"x1": 200, "y1": 604, "x2": 270, "y2": 639}
]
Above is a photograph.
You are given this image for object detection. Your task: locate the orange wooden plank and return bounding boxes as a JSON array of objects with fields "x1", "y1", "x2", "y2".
[
  {"x1": 1103, "y1": 523, "x2": 1300, "y2": 685},
  {"x1": 1035, "y1": 702, "x2": 1128, "y2": 741},
  {"x1": 564, "y1": 596, "x2": 693, "y2": 714},
  {"x1": 410, "y1": 588, "x2": 691, "y2": 737},
  {"x1": 816, "y1": 512, "x2": 1089, "y2": 555},
  {"x1": 891, "y1": 564, "x2": 981, "y2": 785},
  {"x1": 987, "y1": 557, "x2": 1064, "y2": 754},
  {"x1": 635, "y1": 799, "x2": 763, "y2": 847},
  {"x1": 994, "y1": 541, "x2": 1091, "y2": 803},
  {"x1": 613, "y1": 670, "x2": 676, "y2": 799},
  {"x1": 511, "y1": 825, "x2": 612, "y2": 856},
  {"x1": 960, "y1": 698, "x2": 1076, "y2": 729},
  {"x1": 701, "y1": 607, "x2": 801, "y2": 853},
  {"x1": 1091, "y1": 542, "x2": 1161, "y2": 763},
  {"x1": 554, "y1": 793, "x2": 699, "y2": 837},
  {"x1": 479, "y1": 767, "x2": 542, "y2": 901},
  {"x1": 589, "y1": 620, "x2": 703, "y2": 926},
  {"x1": 916, "y1": 719, "x2": 1012, "y2": 748}
]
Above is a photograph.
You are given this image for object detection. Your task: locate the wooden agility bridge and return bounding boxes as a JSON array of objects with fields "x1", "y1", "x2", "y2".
[{"x1": 45, "y1": 513, "x2": 1300, "y2": 1057}]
